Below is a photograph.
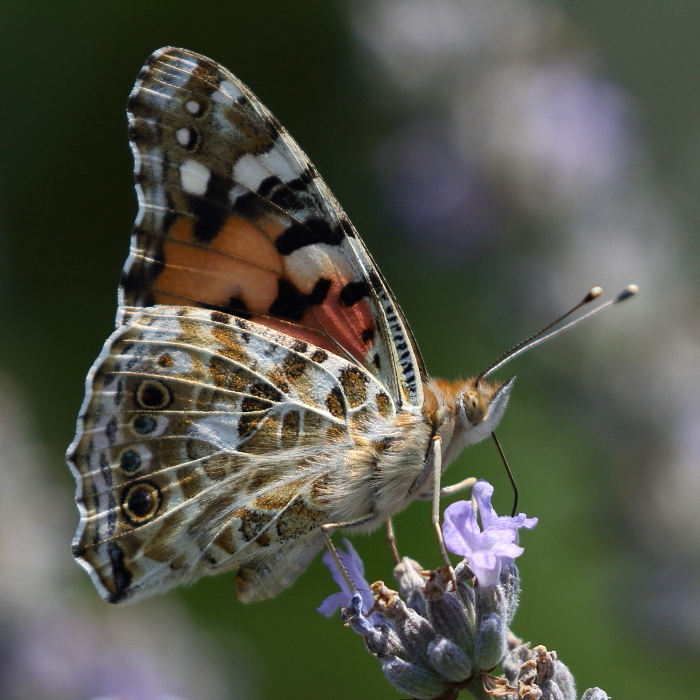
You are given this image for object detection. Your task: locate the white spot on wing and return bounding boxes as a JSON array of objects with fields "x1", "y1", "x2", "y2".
[
  {"x1": 180, "y1": 159, "x2": 211, "y2": 195},
  {"x1": 212, "y1": 79, "x2": 244, "y2": 104},
  {"x1": 176, "y1": 128, "x2": 191, "y2": 146},
  {"x1": 285, "y1": 243, "x2": 354, "y2": 293},
  {"x1": 232, "y1": 153, "x2": 271, "y2": 191},
  {"x1": 186, "y1": 100, "x2": 201, "y2": 114},
  {"x1": 260, "y1": 142, "x2": 302, "y2": 183},
  {"x1": 165, "y1": 349, "x2": 194, "y2": 374}
]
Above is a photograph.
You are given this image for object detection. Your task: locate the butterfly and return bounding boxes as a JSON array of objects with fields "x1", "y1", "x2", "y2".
[{"x1": 67, "y1": 47, "x2": 513, "y2": 604}]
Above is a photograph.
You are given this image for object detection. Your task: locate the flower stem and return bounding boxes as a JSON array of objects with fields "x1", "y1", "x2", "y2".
[{"x1": 466, "y1": 676, "x2": 493, "y2": 700}]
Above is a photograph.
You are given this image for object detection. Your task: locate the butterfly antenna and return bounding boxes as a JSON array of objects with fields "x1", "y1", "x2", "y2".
[
  {"x1": 492, "y1": 432, "x2": 518, "y2": 517},
  {"x1": 475, "y1": 284, "x2": 638, "y2": 385}
]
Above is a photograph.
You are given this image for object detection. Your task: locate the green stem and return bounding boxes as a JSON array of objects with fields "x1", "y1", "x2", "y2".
[{"x1": 465, "y1": 676, "x2": 492, "y2": 700}]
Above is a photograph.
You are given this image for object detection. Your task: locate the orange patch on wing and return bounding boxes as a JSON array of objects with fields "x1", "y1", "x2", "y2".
[
  {"x1": 154, "y1": 217, "x2": 283, "y2": 311},
  {"x1": 154, "y1": 216, "x2": 378, "y2": 368},
  {"x1": 212, "y1": 215, "x2": 284, "y2": 273}
]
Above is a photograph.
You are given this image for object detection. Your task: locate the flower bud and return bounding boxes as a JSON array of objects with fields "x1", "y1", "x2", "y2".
[
  {"x1": 502, "y1": 642, "x2": 578, "y2": 700},
  {"x1": 502, "y1": 639, "x2": 531, "y2": 679},
  {"x1": 363, "y1": 623, "x2": 408, "y2": 660},
  {"x1": 581, "y1": 689, "x2": 610, "y2": 700},
  {"x1": 423, "y1": 568, "x2": 475, "y2": 655},
  {"x1": 455, "y1": 580, "x2": 476, "y2": 626},
  {"x1": 426, "y1": 635, "x2": 472, "y2": 682},
  {"x1": 498, "y1": 561, "x2": 520, "y2": 627},
  {"x1": 454, "y1": 560, "x2": 475, "y2": 583},
  {"x1": 532, "y1": 645, "x2": 556, "y2": 684},
  {"x1": 394, "y1": 557, "x2": 427, "y2": 617},
  {"x1": 381, "y1": 655, "x2": 447, "y2": 700},
  {"x1": 371, "y1": 582, "x2": 436, "y2": 669},
  {"x1": 474, "y1": 613, "x2": 506, "y2": 671},
  {"x1": 475, "y1": 582, "x2": 508, "y2": 623},
  {"x1": 543, "y1": 658, "x2": 576, "y2": 700}
]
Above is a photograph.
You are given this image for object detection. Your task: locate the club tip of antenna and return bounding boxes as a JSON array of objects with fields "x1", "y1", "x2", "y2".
[
  {"x1": 615, "y1": 284, "x2": 638, "y2": 303},
  {"x1": 584, "y1": 286, "x2": 604, "y2": 303}
]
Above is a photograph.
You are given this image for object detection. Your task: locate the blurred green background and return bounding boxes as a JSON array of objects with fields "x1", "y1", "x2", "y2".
[{"x1": 1, "y1": 1, "x2": 699, "y2": 699}]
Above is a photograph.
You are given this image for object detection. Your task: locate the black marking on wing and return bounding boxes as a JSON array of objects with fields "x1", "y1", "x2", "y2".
[
  {"x1": 190, "y1": 171, "x2": 233, "y2": 244},
  {"x1": 287, "y1": 164, "x2": 317, "y2": 191},
  {"x1": 268, "y1": 278, "x2": 308, "y2": 321},
  {"x1": 257, "y1": 175, "x2": 306, "y2": 210},
  {"x1": 176, "y1": 127, "x2": 199, "y2": 151},
  {"x1": 306, "y1": 278, "x2": 331, "y2": 305},
  {"x1": 107, "y1": 542, "x2": 132, "y2": 604},
  {"x1": 105, "y1": 417, "x2": 118, "y2": 446},
  {"x1": 274, "y1": 219, "x2": 345, "y2": 255},
  {"x1": 120, "y1": 229, "x2": 164, "y2": 308},
  {"x1": 338, "y1": 280, "x2": 370, "y2": 307}
]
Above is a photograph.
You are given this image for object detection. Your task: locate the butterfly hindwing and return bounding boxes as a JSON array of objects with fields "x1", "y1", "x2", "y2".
[
  {"x1": 122, "y1": 46, "x2": 425, "y2": 407},
  {"x1": 68, "y1": 306, "x2": 396, "y2": 602}
]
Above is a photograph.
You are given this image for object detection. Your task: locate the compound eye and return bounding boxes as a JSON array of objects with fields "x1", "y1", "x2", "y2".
[{"x1": 462, "y1": 389, "x2": 487, "y2": 425}]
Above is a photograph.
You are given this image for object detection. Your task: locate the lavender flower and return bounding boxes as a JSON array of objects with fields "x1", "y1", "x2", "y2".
[
  {"x1": 443, "y1": 480, "x2": 537, "y2": 588},
  {"x1": 317, "y1": 538, "x2": 375, "y2": 619},
  {"x1": 320, "y1": 482, "x2": 608, "y2": 699}
]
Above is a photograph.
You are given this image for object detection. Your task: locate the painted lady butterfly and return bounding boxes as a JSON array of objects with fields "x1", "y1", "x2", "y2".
[{"x1": 67, "y1": 47, "x2": 513, "y2": 604}]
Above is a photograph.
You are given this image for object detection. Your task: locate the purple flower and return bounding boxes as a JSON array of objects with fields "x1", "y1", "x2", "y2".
[
  {"x1": 443, "y1": 480, "x2": 537, "y2": 588},
  {"x1": 318, "y1": 539, "x2": 375, "y2": 619},
  {"x1": 472, "y1": 480, "x2": 538, "y2": 533}
]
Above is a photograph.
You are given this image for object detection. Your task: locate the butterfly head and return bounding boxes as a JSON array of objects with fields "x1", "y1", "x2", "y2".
[{"x1": 456, "y1": 375, "x2": 515, "y2": 447}]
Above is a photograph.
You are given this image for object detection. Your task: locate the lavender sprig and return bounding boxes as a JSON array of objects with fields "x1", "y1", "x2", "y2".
[{"x1": 319, "y1": 481, "x2": 610, "y2": 700}]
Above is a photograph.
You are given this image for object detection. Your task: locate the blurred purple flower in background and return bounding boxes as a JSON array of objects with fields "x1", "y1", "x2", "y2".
[
  {"x1": 376, "y1": 121, "x2": 497, "y2": 259},
  {"x1": 5, "y1": 606, "x2": 220, "y2": 700},
  {"x1": 470, "y1": 63, "x2": 634, "y2": 214}
]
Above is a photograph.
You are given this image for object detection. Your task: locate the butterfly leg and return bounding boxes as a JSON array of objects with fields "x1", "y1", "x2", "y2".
[
  {"x1": 428, "y1": 436, "x2": 458, "y2": 590},
  {"x1": 386, "y1": 517, "x2": 400, "y2": 565},
  {"x1": 439, "y1": 476, "x2": 477, "y2": 496},
  {"x1": 321, "y1": 514, "x2": 377, "y2": 596},
  {"x1": 417, "y1": 475, "x2": 477, "y2": 500}
]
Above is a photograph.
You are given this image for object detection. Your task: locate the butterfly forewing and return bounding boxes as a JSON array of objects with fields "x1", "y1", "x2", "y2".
[{"x1": 121, "y1": 46, "x2": 425, "y2": 407}]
